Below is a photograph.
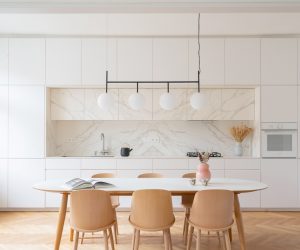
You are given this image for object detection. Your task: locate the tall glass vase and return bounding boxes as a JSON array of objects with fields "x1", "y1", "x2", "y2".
[{"x1": 234, "y1": 142, "x2": 243, "y2": 156}]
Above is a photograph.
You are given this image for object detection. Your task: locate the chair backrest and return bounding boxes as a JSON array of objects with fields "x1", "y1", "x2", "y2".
[
  {"x1": 70, "y1": 190, "x2": 115, "y2": 231},
  {"x1": 137, "y1": 173, "x2": 163, "y2": 178},
  {"x1": 92, "y1": 173, "x2": 116, "y2": 178},
  {"x1": 189, "y1": 190, "x2": 234, "y2": 230},
  {"x1": 182, "y1": 172, "x2": 196, "y2": 179},
  {"x1": 130, "y1": 189, "x2": 175, "y2": 230},
  {"x1": 181, "y1": 173, "x2": 196, "y2": 204}
]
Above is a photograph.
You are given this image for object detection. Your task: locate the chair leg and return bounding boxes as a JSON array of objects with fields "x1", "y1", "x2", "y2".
[
  {"x1": 70, "y1": 228, "x2": 74, "y2": 241},
  {"x1": 104, "y1": 230, "x2": 109, "y2": 250},
  {"x1": 134, "y1": 230, "x2": 140, "y2": 250},
  {"x1": 113, "y1": 222, "x2": 118, "y2": 244},
  {"x1": 187, "y1": 225, "x2": 194, "y2": 250},
  {"x1": 224, "y1": 230, "x2": 231, "y2": 250},
  {"x1": 196, "y1": 230, "x2": 201, "y2": 250},
  {"x1": 109, "y1": 227, "x2": 115, "y2": 250},
  {"x1": 73, "y1": 231, "x2": 79, "y2": 250},
  {"x1": 132, "y1": 229, "x2": 136, "y2": 250},
  {"x1": 228, "y1": 228, "x2": 232, "y2": 242},
  {"x1": 163, "y1": 230, "x2": 169, "y2": 250},
  {"x1": 183, "y1": 217, "x2": 189, "y2": 245},
  {"x1": 167, "y1": 229, "x2": 173, "y2": 250},
  {"x1": 81, "y1": 232, "x2": 85, "y2": 244}
]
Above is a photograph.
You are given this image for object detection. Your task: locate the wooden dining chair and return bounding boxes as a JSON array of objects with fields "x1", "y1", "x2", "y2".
[
  {"x1": 181, "y1": 172, "x2": 196, "y2": 245},
  {"x1": 80, "y1": 173, "x2": 119, "y2": 244},
  {"x1": 187, "y1": 190, "x2": 234, "y2": 250},
  {"x1": 70, "y1": 189, "x2": 116, "y2": 250},
  {"x1": 129, "y1": 189, "x2": 175, "y2": 250},
  {"x1": 137, "y1": 172, "x2": 163, "y2": 178}
]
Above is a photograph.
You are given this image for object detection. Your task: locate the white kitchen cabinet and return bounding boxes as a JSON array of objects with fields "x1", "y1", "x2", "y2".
[
  {"x1": 46, "y1": 38, "x2": 81, "y2": 85},
  {"x1": 189, "y1": 38, "x2": 224, "y2": 85},
  {"x1": 225, "y1": 169, "x2": 261, "y2": 208},
  {"x1": 9, "y1": 38, "x2": 45, "y2": 84},
  {"x1": 188, "y1": 158, "x2": 224, "y2": 170},
  {"x1": 261, "y1": 38, "x2": 298, "y2": 85},
  {"x1": 118, "y1": 89, "x2": 152, "y2": 120},
  {"x1": 225, "y1": 38, "x2": 260, "y2": 85},
  {"x1": 153, "y1": 88, "x2": 187, "y2": 120},
  {"x1": 85, "y1": 89, "x2": 118, "y2": 120},
  {"x1": 224, "y1": 159, "x2": 260, "y2": 170},
  {"x1": 9, "y1": 86, "x2": 45, "y2": 158},
  {"x1": 153, "y1": 38, "x2": 188, "y2": 81},
  {"x1": 46, "y1": 158, "x2": 81, "y2": 170},
  {"x1": 221, "y1": 89, "x2": 255, "y2": 120},
  {"x1": 155, "y1": 169, "x2": 189, "y2": 178},
  {"x1": 8, "y1": 159, "x2": 45, "y2": 208},
  {"x1": 0, "y1": 86, "x2": 8, "y2": 157},
  {"x1": 117, "y1": 159, "x2": 152, "y2": 170},
  {"x1": 261, "y1": 86, "x2": 297, "y2": 122},
  {"x1": 298, "y1": 160, "x2": 300, "y2": 207},
  {"x1": 187, "y1": 89, "x2": 222, "y2": 120},
  {"x1": 51, "y1": 88, "x2": 84, "y2": 120},
  {"x1": 0, "y1": 159, "x2": 8, "y2": 207},
  {"x1": 81, "y1": 158, "x2": 117, "y2": 170},
  {"x1": 46, "y1": 169, "x2": 80, "y2": 207},
  {"x1": 81, "y1": 169, "x2": 117, "y2": 179},
  {"x1": 117, "y1": 38, "x2": 152, "y2": 81},
  {"x1": 0, "y1": 38, "x2": 8, "y2": 84},
  {"x1": 153, "y1": 159, "x2": 188, "y2": 170},
  {"x1": 261, "y1": 159, "x2": 298, "y2": 208}
]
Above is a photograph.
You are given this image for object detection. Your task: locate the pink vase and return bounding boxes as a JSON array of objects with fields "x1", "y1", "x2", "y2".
[{"x1": 196, "y1": 163, "x2": 211, "y2": 186}]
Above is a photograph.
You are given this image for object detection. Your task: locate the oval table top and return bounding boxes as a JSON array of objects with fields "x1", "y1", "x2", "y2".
[{"x1": 33, "y1": 177, "x2": 267, "y2": 195}]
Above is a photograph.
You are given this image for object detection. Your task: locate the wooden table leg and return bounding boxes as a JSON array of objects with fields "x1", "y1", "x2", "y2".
[
  {"x1": 70, "y1": 228, "x2": 74, "y2": 241},
  {"x1": 54, "y1": 193, "x2": 69, "y2": 250},
  {"x1": 234, "y1": 193, "x2": 246, "y2": 250}
]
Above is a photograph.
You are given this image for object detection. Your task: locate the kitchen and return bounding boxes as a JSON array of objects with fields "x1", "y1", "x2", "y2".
[{"x1": 0, "y1": 1, "x2": 300, "y2": 250}]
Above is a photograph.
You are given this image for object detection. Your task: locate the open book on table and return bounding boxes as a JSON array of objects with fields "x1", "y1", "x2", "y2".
[{"x1": 64, "y1": 178, "x2": 115, "y2": 190}]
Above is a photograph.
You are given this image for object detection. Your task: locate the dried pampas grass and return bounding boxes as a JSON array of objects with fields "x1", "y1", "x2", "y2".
[{"x1": 230, "y1": 124, "x2": 253, "y2": 143}]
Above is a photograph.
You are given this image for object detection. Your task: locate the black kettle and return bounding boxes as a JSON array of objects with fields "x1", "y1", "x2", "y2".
[{"x1": 120, "y1": 147, "x2": 133, "y2": 157}]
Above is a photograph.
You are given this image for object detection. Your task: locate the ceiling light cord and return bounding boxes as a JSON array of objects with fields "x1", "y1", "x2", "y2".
[{"x1": 198, "y1": 13, "x2": 201, "y2": 93}]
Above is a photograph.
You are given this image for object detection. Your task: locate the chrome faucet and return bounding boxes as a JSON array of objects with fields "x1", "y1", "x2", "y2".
[{"x1": 100, "y1": 133, "x2": 109, "y2": 155}]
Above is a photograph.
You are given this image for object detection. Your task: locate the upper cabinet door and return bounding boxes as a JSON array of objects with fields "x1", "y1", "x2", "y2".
[
  {"x1": 0, "y1": 86, "x2": 8, "y2": 157},
  {"x1": 0, "y1": 39, "x2": 8, "y2": 85},
  {"x1": 117, "y1": 38, "x2": 152, "y2": 81},
  {"x1": 9, "y1": 86, "x2": 45, "y2": 158},
  {"x1": 46, "y1": 38, "x2": 81, "y2": 85},
  {"x1": 261, "y1": 38, "x2": 297, "y2": 85},
  {"x1": 189, "y1": 38, "x2": 224, "y2": 85},
  {"x1": 82, "y1": 38, "x2": 117, "y2": 85},
  {"x1": 153, "y1": 38, "x2": 188, "y2": 81},
  {"x1": 261, "y1": 86, "x2": 297, "y2": 122},
  {"x1": 225, "y1": 38, "x2": 260, "y2": 85},
  {"x1": 9, "y1": 38, "x2": 45, "y2": 84}
]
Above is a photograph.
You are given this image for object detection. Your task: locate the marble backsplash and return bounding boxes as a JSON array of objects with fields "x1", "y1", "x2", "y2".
[{"x1": 47, "y1": 120, "x2": 255, "y2": 157}]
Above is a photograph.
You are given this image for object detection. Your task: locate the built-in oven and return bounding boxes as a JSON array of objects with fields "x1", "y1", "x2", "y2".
[{"x1": 261, "y1": 123, "x2": 297, "y2": 158}]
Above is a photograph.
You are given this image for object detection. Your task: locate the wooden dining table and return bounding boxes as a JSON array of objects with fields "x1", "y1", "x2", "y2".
[{"x1": 33, "y1": 177, "x2": 267, "y2": 250}]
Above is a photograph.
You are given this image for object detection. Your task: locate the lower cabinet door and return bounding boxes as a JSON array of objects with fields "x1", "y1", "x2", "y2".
[
  {"x1": 225, "y1": 169, "x2": 261, "y2": 208},
  {"x1": 8, "y1": 159, "x2": 45, "y2": 208},
  {"x1": 0, "y1": 159, "x2": 8, "y2": 207},
  {"x1": 45, "y1": 169, "x2": 80, "y2": 207}
]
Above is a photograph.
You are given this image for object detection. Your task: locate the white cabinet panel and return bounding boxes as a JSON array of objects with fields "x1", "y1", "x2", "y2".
[
  {"x1": 117, "y1": 169, "x2": 151, "y2": 178},
  {"x1": 81, "y1": 169, "x2": 117, "y2": 178},
  {"x1": 81, "y1": 158, "x2": 117, "y2": 169},
  {"x1": 153, "y1": 159, "x2": 188, "y2": 170},
  {"x1": 261, "y1": 159, "x2": 298, "y2": 208},
  {"x1": 46, "y1": 39, "x2": 81, "y2": 85},
  {"x1": 118, "y1": 89, "x2": 152, "y2": 120},
  {"x1": 225, "y1": 38, "x2": 260, "y2": 85},
  {"x1": 155, "y1": 169, "x2": 189, "y2": 178},
  {"x1": 0, "y1": 39, "x2": 8, "y2": 84},
  {"x1": 187, "y1": 89, "x2": 222, "y2": 120},
  {"x1": 9, "y1": 86, "x2": 45, "y2": 158},
  {"x1": 117, "y1": 159, "x2": 152, "y2": 170},
  {"x1": 46, "y1": 158, "x2": 81, "y2": 170},
  {"x1": 261, "y1": 86, "x2": 297, "y2": 122},
  {"x1": 189, "y1": 38, "x2": 224, "y2": 85},
  {"x1": 261, "y1": 38, "x2": 297, "y2": 85},
  {"x1": 0, "y1": 86, "x2": 8, "y2": 157},
  {"x1": 9, "y1": 38, "x2": 45, "y2": 84},
  {"x1": 51, "y1": 88, "x2": 84, "y2": 120},
  {"x1": 153, "y1": 88, "x2": 187, "y2": 120},
  {"x1": 188, "y1": 158, "x2": 224, "y2": 170},
  {"x1": 8, "y1": 159, "x2": 45, "y2": 208},
  {"x1": 225, "y1": 169, "x2": 260, "y2": 208},
  {"x1": 45, "y1": 169, "x2": 80, "y2": 207},
  {"x1": 117, "y1": 38, "x2": 152, "y2": 81},
  {"x1": 85, "y1": 89, "x2": 118, "y2": 120},
  {"x1": 0, "y1": 159, "x2": 8, "y2": 207},
  {"x1": 224, "y1": 159, "x2": 260, "y2": 170},
  {"x1": 221, "y1": 89, "x2": 255, "y2": 120},
  {"x1": 211, "y1": 169, "x2": 225, "y2": 178},
  {"x1": 153, "y1": 38, "x2": 188, "y2": 81}
]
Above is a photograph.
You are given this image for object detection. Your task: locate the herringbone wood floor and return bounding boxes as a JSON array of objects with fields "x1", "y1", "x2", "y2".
[{"x1": 0, "y1": 211, "x2": 299, "y2": 250}]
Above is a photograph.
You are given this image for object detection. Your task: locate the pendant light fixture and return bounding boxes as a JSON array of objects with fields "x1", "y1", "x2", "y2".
[
  {"x1": 97, "y1": 71, "x2": 114, "y2": 111},
  {"x1": 159, "y1": 82, "x2": 177, "y2": 111},
  {"x1": 190, "y1": 13, "x2": 206, "y2": 110},
  {"x1": 128, "y1": 82, "x2": 145, "y2": 110}
]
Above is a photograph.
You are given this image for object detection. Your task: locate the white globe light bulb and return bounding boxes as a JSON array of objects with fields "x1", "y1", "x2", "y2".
[
  {"x1": 159, "y1": 92, "x2": 177, "y2": 111},
  {"x1": 190, "y1": 92, "x2": 206, "y2": 110},
  {"x1": 128, "y1": 93, "x2": 145, "y2": 110},
  {"x1": 97, "y1": 93, "x2": 113, "y2": 111}
]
